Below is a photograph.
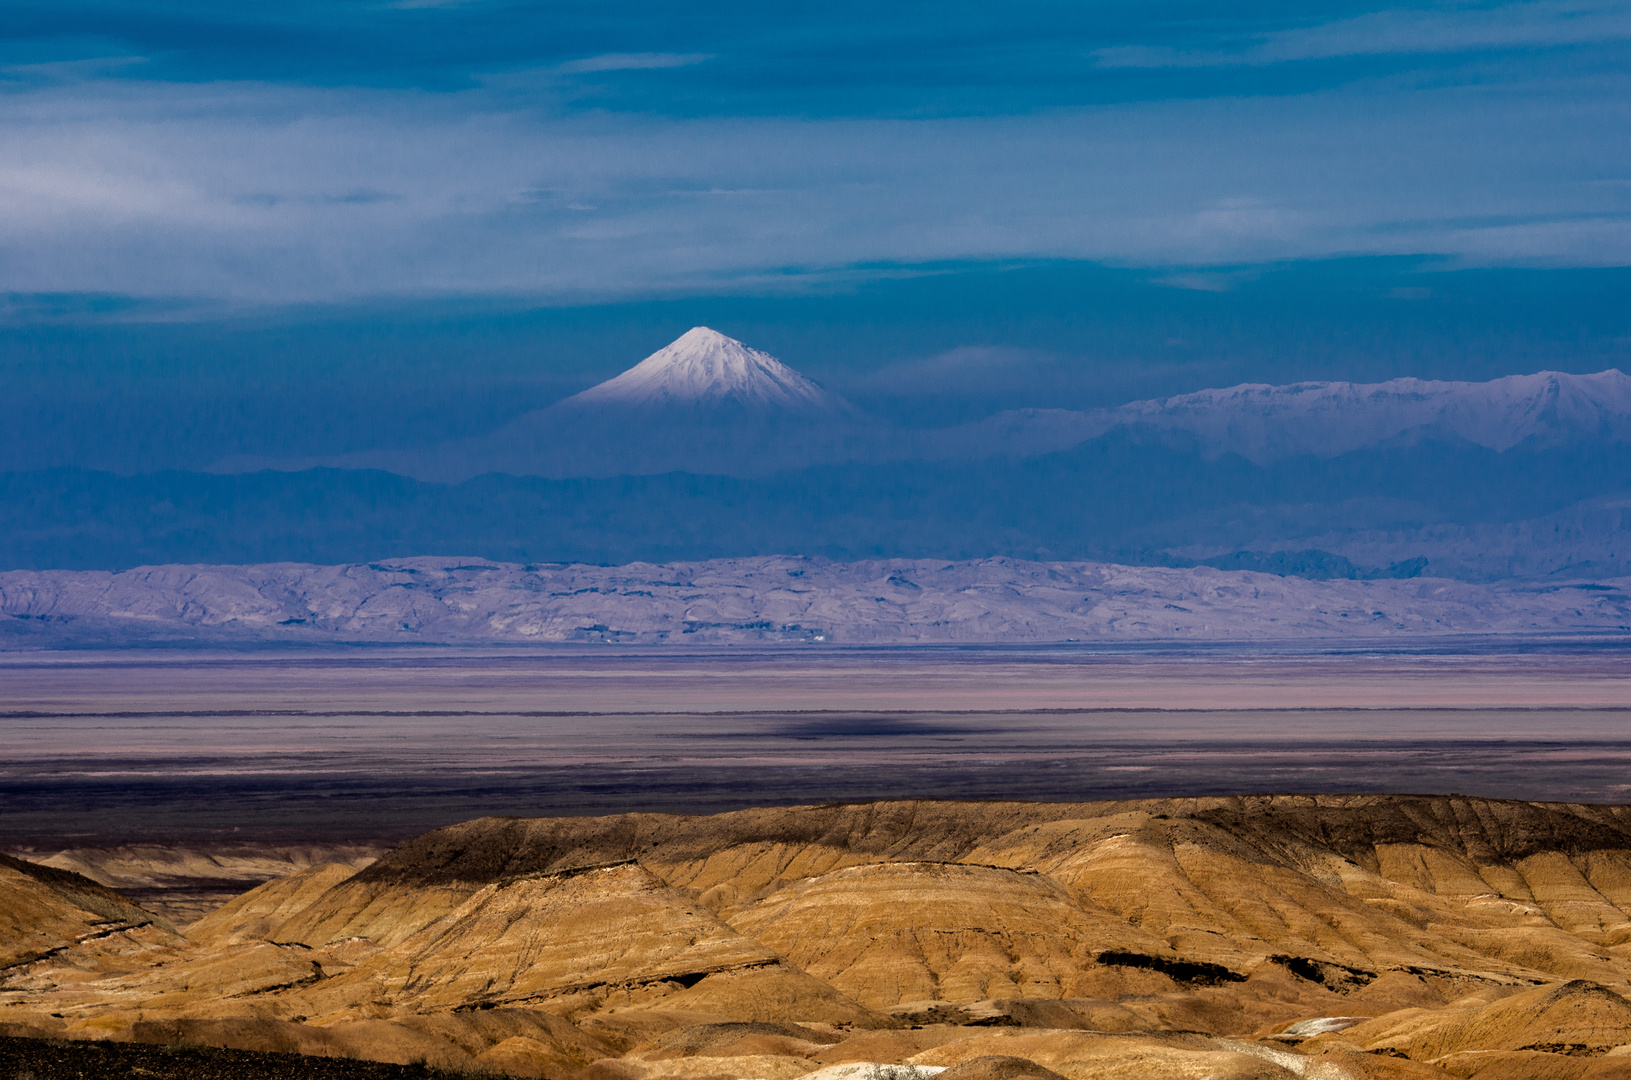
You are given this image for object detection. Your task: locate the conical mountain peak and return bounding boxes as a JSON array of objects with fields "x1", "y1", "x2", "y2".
[{"x1": 564, "y1": 327, "x2": 846, "y2": 413}]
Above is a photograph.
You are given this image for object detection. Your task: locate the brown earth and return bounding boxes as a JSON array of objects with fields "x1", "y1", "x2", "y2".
[
  {"x1": 10, "y1": 796, "x2": 1631, "y2": 1078},
  {"x1": 0, "y1": 851, "x2": 179, "y2": 968},
  {"x1": 4, "y1": 845, "x2": 384, "y2": 926}
]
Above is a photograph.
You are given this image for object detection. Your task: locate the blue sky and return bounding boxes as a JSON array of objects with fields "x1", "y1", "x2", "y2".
[
  {"x1": 2, "y1": 1, "x2": 1631, "y2": 470},
  {"x1": 4, "y1": 0, "x2": 1630, "y2": 306}
]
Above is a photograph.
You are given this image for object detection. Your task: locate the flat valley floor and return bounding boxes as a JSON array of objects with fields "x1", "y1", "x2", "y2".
[
  {"x1": 11, "y1": 644, "x2": 1631, "y2": 1080},
  {"x1": 5, "y1": 644, "x2": 1631, "y2": 850}
]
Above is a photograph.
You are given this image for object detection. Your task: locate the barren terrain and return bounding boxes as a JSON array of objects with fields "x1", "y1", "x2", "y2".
[
  {"x1": 10, "y1": 648, "x2": 1631, "y2": 1076},
  {"x1": 6, "y1": 557, "x2": 1631, "y2": 647},
  {"x1": 12, "y1": 796, "x2": 1631, "y2": 1078}
]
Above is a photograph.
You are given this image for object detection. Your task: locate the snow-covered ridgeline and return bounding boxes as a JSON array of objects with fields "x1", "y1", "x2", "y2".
[
  {"x1": 1102, "y1": 369, "x2": 1631, "y2": 462},
  {"x1": 549, "y1": 332, "x2": 1631, "y2": 462},
  {"x1": 950, "y1": 369, "x2": 1631, "y2": 465},
  {"x1": 2, "y1": 556, "x2": 1627, "y2": 645},
  {"x1": 228, "y1": 326, "x2": 1631, "y2": 480}
]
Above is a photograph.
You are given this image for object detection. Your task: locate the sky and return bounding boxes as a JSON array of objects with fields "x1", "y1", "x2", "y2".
[{"x1": 4, "y1": 1, "x2": 1631, "y2": 468}]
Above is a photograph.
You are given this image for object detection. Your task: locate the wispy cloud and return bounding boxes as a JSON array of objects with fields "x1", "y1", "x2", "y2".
[
  {"x1": 1093, "y1": 0, "x2": 1631, "y2": 68},
  {"x1": 851, "y1": 346, "x2": 1052, "y2": 394},
  {"x1": 0, "y1": 73, "x2": 1626, "y2": 307},
  {"x1": 0, "y1": 54, "x2": 148, "y2": 84},
  {"x1": 1155, "y1": 273, "x2": 1242, "y2": 293},
  {"x1": 555, "y1": 53, "x2": 713, "y2": 74},
  {"x1": 0, "y1": 3, "x2": 1628, "y2": 309}
]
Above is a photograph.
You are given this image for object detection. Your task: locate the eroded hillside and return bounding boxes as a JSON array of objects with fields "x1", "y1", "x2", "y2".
[{"x1": 9, "y1": 796, "x2": 1631, "y2": 1078}]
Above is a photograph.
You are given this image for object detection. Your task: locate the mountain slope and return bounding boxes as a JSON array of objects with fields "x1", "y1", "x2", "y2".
[
  {"x1": 0, "y1": 852, "x2": 175, "y2": 967},
  {"x1": 564, "y1": 327, "x2": 847, "y2": 414},
  {"x1": 374, "y1": 362, "x2": 1631, "y2": 479},
  {"x1": 47, "y1": 341, "x2": 1631, "y2": 576},
  {"x1": 346, "y1": 328, "x2": 870, "y2": 481},
  {"x1": 16, "y1": 797, "x2": 1631, "y2": 1077},
  {"x1": 208, "y1": 318, "x2": 1631, "y2": 483},
  {"x1": 1104, "y1": 368, "x2": 1631, "y2": 463},
  {"x1": 299, "y1": 861, "x2": 876, "y2": 1022},
  {"x1": 933, "y1": 368, "x2": 1631, "y2": 465}
]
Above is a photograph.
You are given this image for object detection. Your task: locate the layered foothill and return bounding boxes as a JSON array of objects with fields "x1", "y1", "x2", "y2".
[
  {"x1": 24, "y1": 845, "x2": 382, "y2": 926},
  {"x1": 10, "y1": 797, "x2": 1631, "y2": 1078},
  {"x1": 0, "y1": 851, "x2": 177, "y2": 969}
]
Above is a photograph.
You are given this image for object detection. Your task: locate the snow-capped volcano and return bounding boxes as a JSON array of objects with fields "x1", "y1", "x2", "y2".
[
  {"x1": 563, "y1": 327, "x2": 848, "y2": 414},
  {"x1": 353, "y1": 327, "x2": 871, "y2": 479},
  {"x1": 260, "y1": 324, "x2": 1631, "y2": 485}
]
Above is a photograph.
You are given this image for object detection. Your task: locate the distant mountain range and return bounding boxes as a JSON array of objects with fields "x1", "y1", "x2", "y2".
[
  {"x1": 4, "y1": 555, "x2": 1626, "y2": 647},
  {"x1": 1110, "y1": 368, "x2": 1631, "y2": 459},
  {"x1": 5, "y1": 329, "x2": 1630, "y2": 579},
  {"x1": 212, "y1": 329, "x2": 1631, "y2": 479},
  {"x1": 976, "y1": 368, "x2": 1631, "y2": 468}
]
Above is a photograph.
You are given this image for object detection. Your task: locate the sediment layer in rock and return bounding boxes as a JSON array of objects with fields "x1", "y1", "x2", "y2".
[{"x1": 10, "y1": 795, "x2": 1631, "y2": 1078}]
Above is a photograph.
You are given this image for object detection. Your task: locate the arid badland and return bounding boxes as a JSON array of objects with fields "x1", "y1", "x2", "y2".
[{"x1": 13, "y1": 796, "x2": 1631, "y2": 1079}]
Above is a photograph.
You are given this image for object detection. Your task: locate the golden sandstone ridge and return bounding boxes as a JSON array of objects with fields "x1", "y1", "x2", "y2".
[{"x1": 13, "y1": 798, "x2": 1631, "y2": 1078}]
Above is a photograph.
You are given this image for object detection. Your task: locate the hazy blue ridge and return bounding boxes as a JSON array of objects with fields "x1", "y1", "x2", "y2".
[{"x1": 4, "y1": 434, "x2": 1628, "y2": 577}]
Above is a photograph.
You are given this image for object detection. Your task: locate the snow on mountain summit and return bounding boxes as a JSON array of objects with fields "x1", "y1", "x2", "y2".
[
  {"x1": 563, "y1": 327, "x2": 847, "y2": 413},
  {"x1": 297, "y1": 327, "x2": 1630, "y2": 483},
  {"x1": 1106, "y1": 368, "x2": 1631, "y2": 461}
]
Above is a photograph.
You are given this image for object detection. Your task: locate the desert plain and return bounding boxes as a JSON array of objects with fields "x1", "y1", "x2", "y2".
[{"x1": 8, "y1": 647, "x2": 1631, "y2": 1079}]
